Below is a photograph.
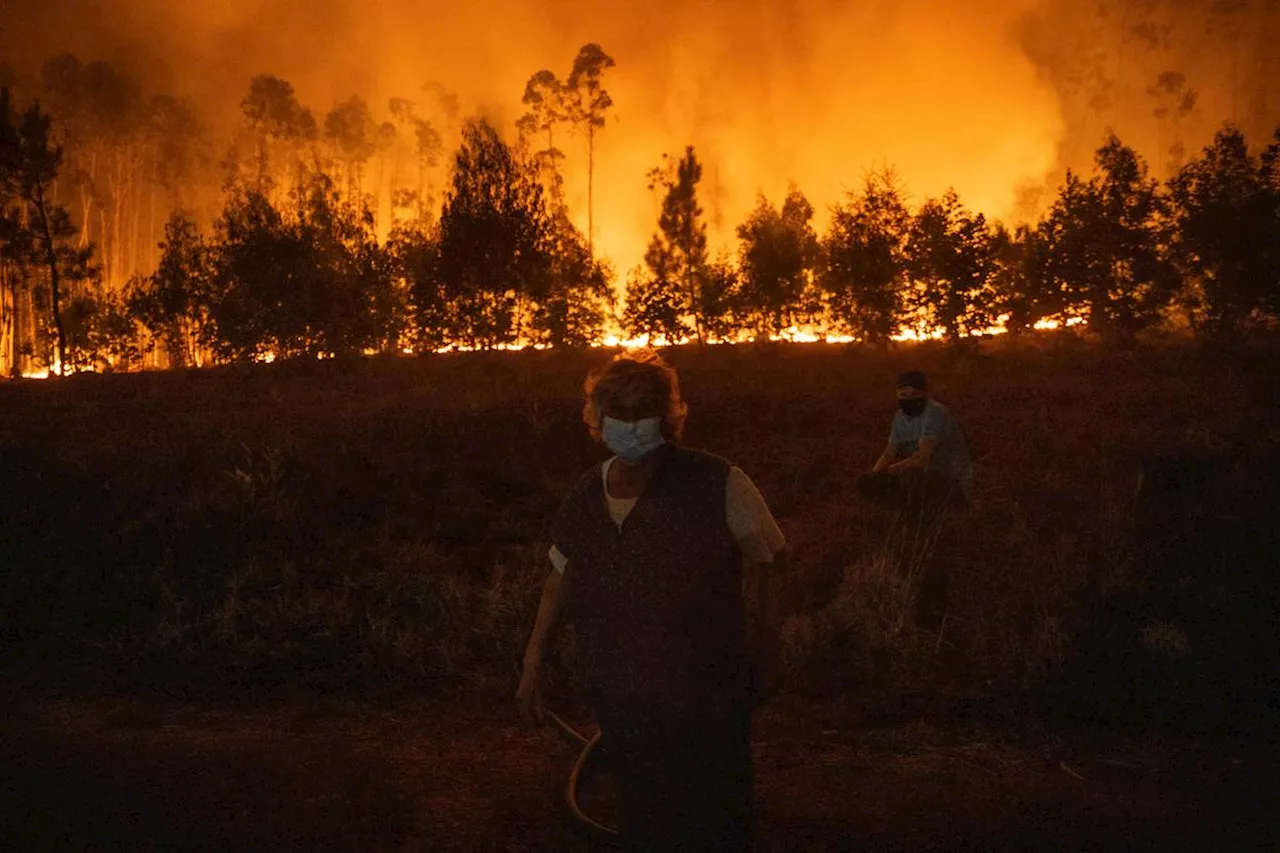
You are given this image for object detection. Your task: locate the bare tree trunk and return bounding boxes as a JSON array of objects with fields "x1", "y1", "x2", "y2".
[
  {"x1": 10, "y1": 280, "x2": 23, "y2": 377},
  {"x1": 0, "y1": 266, "x2": 11, "y2": 377},
  {"x1": 587, "y1": 124, "x2": 595, "y2": 260},
  {"x1": 374, "y1": 155, "x2": 385, "y2": 236},
  {"x1": 129, "y1": 155, "x2": 141, "y2": 283},
  {"x1": 513, "y1": 294, "x2": 524, "y2": 348},
  {"x1": 99, "y1": 207, "x2": 110, "y2": 283},
  {"x1": 79, "y1": 186, "x2": 92, "y2": 247},
  {"x1": 79, "y1": 148, "x2": 97, "y2": 248},
  {"x1": 686, "y1": 270, "x2": 703, "y2": 345},
  {"x1": 24, "y1": 283, "x2": 35, "y2": 375},
  {"x1": 34, "y1": 188, "x2": 67, "y2": 374},
  {"x1": 417, "y1": 158, "x2": 426, "y2": 222},
  {"x1": 112, "y1": 152, "x2": 126, "y2": 288},
  {"x1": 388, "y1": 146, "x2": 402, "y2": 226},
  {"x1": 257, "y1": 134, "x2": 269, "y2": 193},
  {"x1": 148, "y1": 156, "x2": 157, "y2": 275}
]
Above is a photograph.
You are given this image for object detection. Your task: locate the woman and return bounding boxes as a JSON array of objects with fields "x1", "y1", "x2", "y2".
[{"x1": 517, "y1": 349, "x2": 786, "y2": 852}]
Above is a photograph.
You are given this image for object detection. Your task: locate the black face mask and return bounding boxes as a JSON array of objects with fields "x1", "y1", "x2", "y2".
[{"x1": 899, "y1": 397, "x2": 927, "y2": 417}]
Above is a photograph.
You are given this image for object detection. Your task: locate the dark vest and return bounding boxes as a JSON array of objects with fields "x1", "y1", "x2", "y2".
[{"x1": 552, "y1": 446, "x2": 746, "y2": 708}]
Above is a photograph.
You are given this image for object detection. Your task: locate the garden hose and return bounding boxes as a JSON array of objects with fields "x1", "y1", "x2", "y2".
[{"x1": 545, "y1": 709, "x2": 620, "y2": 844}]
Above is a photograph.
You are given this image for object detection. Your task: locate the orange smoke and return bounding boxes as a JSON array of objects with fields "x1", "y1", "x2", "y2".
[
  {"x1": 575, "y1": 0, "x2": 1064, "y2": 275},
  {"x1": 2, "y1": 0, "x2": 1066, "y2": 282},
  {"x1": 367, "y1": 0, "x2": 1065, "y2": 279}
]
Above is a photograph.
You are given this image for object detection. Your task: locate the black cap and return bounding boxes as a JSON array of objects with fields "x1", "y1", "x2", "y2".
[{"x1": 896, "y1": 370, "x2": 927, "y2": 390}]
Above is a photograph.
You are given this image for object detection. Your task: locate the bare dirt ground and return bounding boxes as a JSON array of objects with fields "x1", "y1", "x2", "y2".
[{"x1": 2, "y1": 682, "x2": 1274, "y2": 852}]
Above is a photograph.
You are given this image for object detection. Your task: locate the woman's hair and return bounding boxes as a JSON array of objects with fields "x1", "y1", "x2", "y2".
[{"x1": 582, "y1": 349, "x2": 688, "y2": 443}]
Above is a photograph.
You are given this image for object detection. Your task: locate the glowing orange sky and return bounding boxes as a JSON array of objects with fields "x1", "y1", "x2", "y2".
[
  {"x1": 3, "y1": 0, "x2": 1277, "y2": 280},
  {"x1": 359, "y1": 0, "x2": 1066, "y2": 273}
]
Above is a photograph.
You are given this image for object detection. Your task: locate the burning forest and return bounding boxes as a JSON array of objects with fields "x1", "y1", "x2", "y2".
[
  {"x1": 2, "y1": 5, "x2": 1280, "y2": 849},
  {"x1": 0, "y1": 0, "x2": 1279, "y2": 375}
]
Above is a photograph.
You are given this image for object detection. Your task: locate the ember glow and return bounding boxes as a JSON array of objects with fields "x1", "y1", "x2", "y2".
[
  {"x1": 2, "y1": 1, "x2": 1277, "y2": 375},
  {"x1": 598, "y1": 315, "x2": 1089, "y2": 350}
]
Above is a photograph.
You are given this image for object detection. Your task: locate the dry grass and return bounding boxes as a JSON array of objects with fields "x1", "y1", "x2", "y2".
[{"x1": 1, "y1": 337, "x2": 1277, "y2": 731}]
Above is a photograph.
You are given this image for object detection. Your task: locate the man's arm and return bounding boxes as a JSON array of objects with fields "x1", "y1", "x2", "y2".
[
  {"x1": 872, "y1": 439, "x2": 899, "y2": 472},
  {"x1": 743, "y1": 550, "x2": 786, "y2": 703},
  {"x1": 889, "y1": 435, "x2": 939, "y2": 472},
  {"x1": 516, "y1": 568, "x2": 565, "y2": 726}
]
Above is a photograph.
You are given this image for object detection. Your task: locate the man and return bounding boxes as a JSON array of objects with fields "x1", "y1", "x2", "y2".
[
  {"x1": 858, "y1": 370, "x2": 972, "y2": 510},
  {"x1": 517, "y1": 349, "x2": 786, "y2": 852}
]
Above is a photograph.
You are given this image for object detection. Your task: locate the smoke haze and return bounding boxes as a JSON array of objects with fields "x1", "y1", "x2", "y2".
[{"x1": 2, "y1": 0, "x2": 1277, "y2": 274}]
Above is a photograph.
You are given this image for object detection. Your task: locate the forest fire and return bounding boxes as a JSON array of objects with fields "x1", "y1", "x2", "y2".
[
  {"x1": 3, "y1": 8, "x2": 1280, "y2": 851},
  {"x1": 14, "y1": 314, "x2": 1089, "y2": 374},
  {"x1": 0, "y1": 1, "x2": 1278, "y2": 376}
]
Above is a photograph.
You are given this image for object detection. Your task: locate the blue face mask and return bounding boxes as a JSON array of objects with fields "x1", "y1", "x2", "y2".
[{"x1": 602, "y1": 416, "x2": 665, "y2": 464}]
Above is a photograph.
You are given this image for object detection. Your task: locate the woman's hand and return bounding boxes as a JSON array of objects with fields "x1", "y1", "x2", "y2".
[
  {"x1": 516, "y1": 569, "x2": 564, "y2": 728},
  {"x1": 516, "y1": 658, "x2": 546, "y2": 727}
]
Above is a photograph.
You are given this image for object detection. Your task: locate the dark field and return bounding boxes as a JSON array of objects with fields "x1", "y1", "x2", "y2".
[{"x1": 1, "y1": 339, "x2": 1279, "y2": 850}]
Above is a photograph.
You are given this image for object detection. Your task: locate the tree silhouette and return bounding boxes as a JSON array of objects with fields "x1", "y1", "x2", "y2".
[
  {"x1": 419, "y1": 82, "x2": 461, "y2": 218},
  {"x1": 0, "y1": 186, "x2": 33, "y2": 375},
  {"x1": 39, "y1": 55, "x2": 94, "y2": 245},
  {"x1": 37, "y1": 54, "x2": 216, "y2": 294},
  {"x1": 62, "y1": 271, "x2": 135, "y2": 373},
  {"x1": 1039, "y1": 134, "x2": 1175, "y2": 346},
  {"x1": 989, "y1": 223, "x2": 1056, "y2": 335},
  {"x1": 240, "y1": 75, "x2": 316, "y2": 194},
  {"x1": 370, "y1": 119, "x2": 397, "y2": 236},
  {"x1": 387, "y1": 218, "x2": 445, "y2": 353},
  {"x1": 533, "y1": 211, "x2": 611, "y2": 348},
  {"x1": 0, "y1": 90, "x2": 77, "y2": 373},
  {"x1": 1261, "y1": 126, "x2": 1280, "y2": 322},
  {"x1": 622, "y1": 245, "x2": 689, "y2": 344},
  {"x1": 695, "y1": 256, "x2": 744, "y2": 342},
  {"x1": 388, "y1": 97, "x2": 443, "y2": 224},
  {"x1": 148, "y1": 93, "x2": 211, "y2": 239},
  {"x1": 127, "y1": 210, "x2": 212, "y2": 366},
  {"x1": 323, "y1": 96, "x2": 378, "y2": 204},
  {"x1": 208, "y1": 188, "x2": 300, "y2": 360},
  {"x1": 905, "y1": 189, "x2": 996, "y2": 341},
  {"x1": 436, "y1": 117, "x2": 551, "y2": 349},
  {"x1": 736, "y1": 187, "x2": 819, "y2": 338},
  {"x1": 41, "y1": 56, "x2": 148, "y2": 288},
  {"x1": 819, "y1": 169, "x2": 911, "y2": 346},
  {"x1": 1169, "y1": 125, "x2": 1277, "y2": 341},
  {"x1": 565, "y1": 43, "x2": 615, "y2": 259},
  {"x1": 293, "y1": 175, "x2": 396, "y2": 356},
  {"x1": 516, "y1": 70, "x2": 568, "y2": 210},
  {"x1": 628, "y1": 147, "x2": 714, "y2": 343},
  {"x1": 208, "y1": 174, "x2": 390, "y2": 361},
  {"x1": 82, "y1": 60, "x2": 145, "y2": 286}
]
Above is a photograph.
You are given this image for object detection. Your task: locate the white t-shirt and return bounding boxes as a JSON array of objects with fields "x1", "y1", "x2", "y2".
[
  {"x1": 549, "y1": 458, "x2": 786, "y2": 573},
  {"x1": 889, "y1": 399, "x2": 973, "y2": 498}
]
